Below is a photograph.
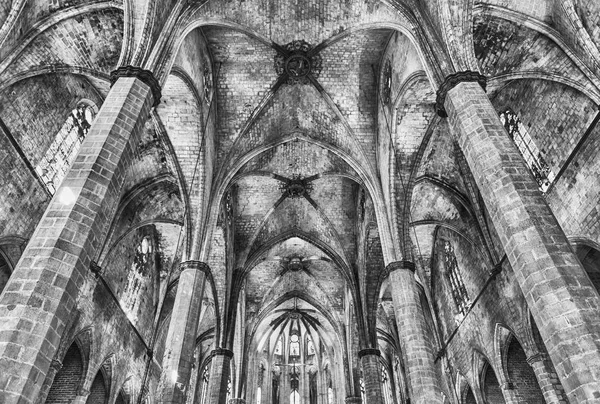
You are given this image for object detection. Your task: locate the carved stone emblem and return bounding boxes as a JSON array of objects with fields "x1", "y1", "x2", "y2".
[{"x1": 274, "y1": 40, "x2": 322, "y2": 84}]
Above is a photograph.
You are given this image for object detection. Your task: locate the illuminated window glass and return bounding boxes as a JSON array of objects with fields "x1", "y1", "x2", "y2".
[
  {"x1": 274, "y1": 337, "x2": 283, "y2": 355},
  {"x1": 359, "y1": 378, "x2": 366, "y2": 404},
  {"x1": 499, "y1": 109, "x2": 554, "y2": 192},
  {"x1": 307, "y1": 335, "x2": 315, "y2": 356},
  {"x1": 36, "y1": 102, "x2": 96, "y2": 195},
  {"x1": 443, "y1": 240, "x2": 470, "y2": 317},
  {"x1": 256, "y1": 387, "x2": 262, "y2": 404},
  {"x1": 200, "y1": 365, "x2": 209, "y2": 404},
  {"x1": 289, "y1": 334, "x2": 300, "y2": 357},
  {"x1": 382, "y1": 367, "x2": 394, "y2": 404}
]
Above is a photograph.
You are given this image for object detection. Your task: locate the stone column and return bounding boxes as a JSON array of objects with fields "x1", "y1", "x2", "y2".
[
  {"x1": 527, "y1": 352, "x2": 564, "y2": 404},
  {"x1": 387, "y1": 261, "x2": 444, "y2": 404},
  {"x1": 72, "y1": 388, "x2": 90, "y2": 404},
  {"x1": 0, "y1": 67, "x2": 159, "y2": 404},
  {"x1": 358, "y1": 349, "x2": 384, "y2": 404},
  {"x1": 500, "y1": 382, "x2": 521, "y2": 404},
  {"x1": 207, "y1": 348, "x2": 234, "y2": 404},
  {"x1": 441, "y1": 73, "x2": 600, "y2": 403},
  {"x1": 159, "y1": 260, "x2": 208, "y2": 403}
]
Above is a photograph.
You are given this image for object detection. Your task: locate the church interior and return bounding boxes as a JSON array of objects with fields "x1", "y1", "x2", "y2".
[{"x1": 1, "y1": 0, "x2": 600, "y2": 403}]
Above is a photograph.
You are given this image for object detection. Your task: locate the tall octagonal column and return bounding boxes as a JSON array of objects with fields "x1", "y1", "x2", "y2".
[
  {"x1": 158, "y1": 260, "x2": 208, "y2": 403},
  {"x1": 358, "y1": 348, "x2": 384, "y2": 404},
  {"x1": 207, "y1": 348, "x2": 234, "y2": 404},
  {"x1": 0, "y1": 67, "x2": 159, "y2": 404},
  {"x1": 388, "y1": 260, "x2": 444, "y2": 404},
  {"x1": 441, "y1": 73, "x2": 600, "y2": 403}
]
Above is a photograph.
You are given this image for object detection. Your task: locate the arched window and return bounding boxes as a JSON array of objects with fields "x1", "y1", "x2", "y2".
[
  {"x1": 289, "y1": 333, "x2": 300, "y2": 357},
  {"x1": 307, "y1": 334, "x2": 315, "y2": 356},
  {"x1": 499, "y1": 109, "x2": 554, "y2": 192},
  {"x1": 443, "y1": 240, "x2": 470, "y2": 318},
  {"x1": 359, "y1": 378, "x2": 366, "y2": 404},
  {"x1": 199, "y1": 365, "x2": 209, "y2": 404},
  {"x1": 256, "y1": 387, "x2": 262, "y2": 404},
  {"x1": 381, "y1": 366, "x2": 394, "y2": 404},
  {"x1": 274, "y1": 336, "x2": 283, "y2": 356},
  {"x1": 36, "y1": 102, "x2": 96, "y2": 195}
]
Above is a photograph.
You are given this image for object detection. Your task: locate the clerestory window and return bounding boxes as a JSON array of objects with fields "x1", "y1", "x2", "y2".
[
  {"x1": 499, "y1": 109, "x2": 554, "y2": 192},
  {"x1": 443, "y1": 240, "x2": 470, "y2": 318},
  {"x1": 36, "y1": 102, "x2": 96, "y2": 195}
]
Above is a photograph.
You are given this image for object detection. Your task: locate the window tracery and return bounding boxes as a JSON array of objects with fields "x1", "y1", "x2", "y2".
[
  {"x1": 443, "y1": 240, "x2": 470, "y2": 318},
  {"x1": 499, "y1": 108, "x2": 554, "y2": 192},
  {"x1": 36, "y1": 102, "x2": 96, "y2": 195}
]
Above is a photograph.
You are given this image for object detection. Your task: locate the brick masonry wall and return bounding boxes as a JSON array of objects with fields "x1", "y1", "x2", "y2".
[
  {"x1": 0, "y1": 1, "x2": 124, "y2": 62},
  {"x1": 46, "y1": 344, "x2": 83, "y2": 404},
  {"x1": 491, "y1": 79, "x2": 597, "y2": 180},
  {"x1": 575, "y1": 0, "x2": 600, "y2": 49},
  {"x1": 483, "y1": 365, "x2": 506, "y2": 404},
  {"x1": 0, "y1": 74, "x2": 103, "y2": 167},
  {"x1": 0, "y1": 120, "x2": 49, "y2": 240},
  {"x1": 473, "y1": 14, "x2": 591, "y2": 87},
  {"x1": 507, "y1": 338, "x2": 545, "y2": 403},
  {"x1": 0, "y1": 8, "x2": 123, "y2": 81},
  {"x1": 86, "y1": 370, "x2": 108, "y2": 404},
  {"x1": 546, "y1": 122, "x2": 600, "y2": 246}
]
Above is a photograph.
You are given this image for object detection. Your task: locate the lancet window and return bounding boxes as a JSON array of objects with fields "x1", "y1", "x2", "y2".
[
  {"x1": 443, "y1": 240, "x2": 470, "y2": 317},
  {"x1": 36, "y1": 102, "x2": 96, "y2": 194},
  {"x1": 499, "y1": 108, "x2": 554, "y2": 192}
]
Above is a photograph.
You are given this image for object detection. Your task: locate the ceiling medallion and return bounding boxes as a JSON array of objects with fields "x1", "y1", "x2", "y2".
[
  {"x1": 280, "y1": 174, "x2": 314, "y2": 198},
  {"x1": 275, "y1": 40, "x2": 322, "y2": 84}
]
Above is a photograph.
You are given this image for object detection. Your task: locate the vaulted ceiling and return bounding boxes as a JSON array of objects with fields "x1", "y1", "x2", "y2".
[{"x1": 1, "y1": 0, "x2": 600, "y2": 387}]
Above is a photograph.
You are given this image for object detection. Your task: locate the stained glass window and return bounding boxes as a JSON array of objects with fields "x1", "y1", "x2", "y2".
[
  {"x1": 443, "y1": 240, "x2": 470, "y2": 317},
  {"x1": 36, "y1": 102, "x2": 96, "y2": 195},
  {"x1": 499, "y1": 109, "x2": 554, "y2": 192}
]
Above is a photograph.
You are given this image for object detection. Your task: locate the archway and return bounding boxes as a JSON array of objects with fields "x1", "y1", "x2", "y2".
[
  {"x1": 86, "y1": 368, "x2": 109, "y2": 404},
  {"x1": 506, "y1": 336, "x2": 545, "y2": 403},
  {"x1": 574, "y1": 243, "x2": 600, "y2": 293},
  {"x1": 0, "y1": 251, "x2": 11, "y2": 292},
  {"x1": 463, "y1": 386, "x2": 476, "y2": 404},
  {"x1": 482, "y1": 362, "x2": 505, "y2": 404},
  {"x1": 46, "y1": 343, "x2": 84, "y2": 403}
]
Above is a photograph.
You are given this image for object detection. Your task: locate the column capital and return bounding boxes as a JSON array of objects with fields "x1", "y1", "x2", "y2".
[
  {"x1": 180, "y1": 260, "x2": 210, "y2": 274},
  {"x1": 501, "y1": 382, "x2": 515, "y2": 390},
  {"x1": 526, "y1": 351, "x2": 545, "y2": 365},
  {"x1": 358, "y1": 348, "x2": 381, "y2": 359},
  {"x1": 435, "y1": 70, "x2": 487, "y2": 118},
  {"x1": 50, "y1": 359, "x2": 63, "y2": 371},
  {"x1": 386, "y1": 260, "x2": 416, "y2": 274},
  {"x1": 345, "y1": 397, "x2": 362, "y2": 404},
  {"x1": 211, "y1": 348, "x2": 234, "y2": 358},
  {"x1": 110, "y1": 66, "x2": 162, "y2": 107}
]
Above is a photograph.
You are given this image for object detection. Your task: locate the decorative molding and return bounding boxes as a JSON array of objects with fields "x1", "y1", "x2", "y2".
[
  {"x1": 211, "y1": 348, "x2": 234, "y2": 358},
  {"x1": 386, "y1": 260, "x2": 416, "y2": 274},
  {"x1": 180, "y1": 260, "x2": 210, "y2": 274},
  {"x1": 50, "y1": 359, "x2": 63, "y2": 371},
  {"x1": 435, "y1": 70, "x2": 487, "y2": 117},
  {"x1": 274, "y1": 40, "x2": 322, "y2": 84},
  {"x1": 110, "y1": 66, "x2": 162, "y2": 107},
  {"x1": 358, "y1": 348, "x2": 381, "y2": 359},
  {"x1": 526, "y1": 352, "x2": 544, "y2": 365},
  {"x1": 90, "y1": 261, "x2": 102, "y2": 278}
]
